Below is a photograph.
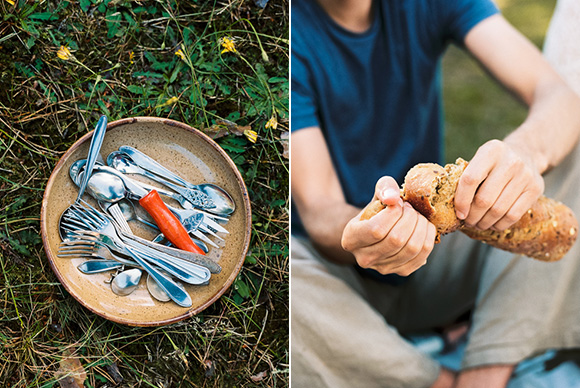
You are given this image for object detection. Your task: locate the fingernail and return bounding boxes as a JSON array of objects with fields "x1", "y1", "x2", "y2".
[
  {"x1": 381, "y1": 188, "x2": 398, "y2": 199},
  {"x1": 456, "y1": 211, "x2": 465, "y2": 219}
]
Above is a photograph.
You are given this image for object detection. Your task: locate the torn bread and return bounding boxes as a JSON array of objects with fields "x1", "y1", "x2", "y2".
[{"x1": 360, "y1": 158, "x2": 578, "y2": 261}]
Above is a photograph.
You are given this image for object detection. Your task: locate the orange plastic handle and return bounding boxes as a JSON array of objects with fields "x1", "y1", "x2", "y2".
[{"x1": 139, "y1": 190, "x2": 205, "y2": 255}]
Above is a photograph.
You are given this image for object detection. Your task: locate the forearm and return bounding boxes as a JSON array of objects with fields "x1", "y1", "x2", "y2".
[
  {"x1": 504, "y1": 76, "x2": 580, "y2": 174},
  {"x1": 465, "y1": 14, "x2": 580, "y2": 174},
  {"x1": 297, "y1": 199, "x2": 360, "y2": 265},
  {"x1": 291, "y1": 126, "x2": 360, "y2": 265}
]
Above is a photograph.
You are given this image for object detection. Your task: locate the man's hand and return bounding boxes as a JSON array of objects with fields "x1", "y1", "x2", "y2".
[
  {"x1": 342, "y1": 176, "x2": 437, "y2": 276},
  {"x1": 454, "y1": 139, "x2": 544, "y2": 231}
]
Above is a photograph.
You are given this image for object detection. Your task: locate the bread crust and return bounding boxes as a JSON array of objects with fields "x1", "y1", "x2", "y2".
[{"x1": 360, "y1": 158, "x2": 578, "y2": 261}]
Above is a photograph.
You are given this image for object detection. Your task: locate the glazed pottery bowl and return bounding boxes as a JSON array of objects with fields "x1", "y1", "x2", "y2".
[{"x1": 41, "y1": 117, "x2": 251, "y2": 326}]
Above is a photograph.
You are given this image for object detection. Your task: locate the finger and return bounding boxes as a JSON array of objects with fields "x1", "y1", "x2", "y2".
[
  {"x1": 454, "y1": 158, "x2": 494, "y2": 220},
  {"x1": 387, "y1": 218, "x2": 436, "y2": 276},
  {"x1": 375, "y1": 176, "x2": 403, "y2": 206},
  {"x1": 343, "y1": 203, "x2": 404, "y2": 250},
  {"x1": 492, "y1": 189, "x2": 542, "y2": 231},
  {"x1": 355, "y1": 202, "x2": 417, "y2": 269},
  {"x1": 474, "y1": 170, "x2": 533, "y2": 230},
  {"x1": 463, "y1": 168, "x2": 516, "y2": 228}
]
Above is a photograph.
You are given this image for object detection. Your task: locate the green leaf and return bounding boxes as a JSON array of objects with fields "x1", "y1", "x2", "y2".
[
  {"x1": 123, "y1": 11, "x2": 136, "y2": 26},
  {"x1": 245, "y1": 255, "x2": 257, "y2": 265},
  {"x1": 106, "y1": 10, "x2": 122, "y2": 38},
  {"x1": 97, "y1": 100, "x2": 110, "y2": 116},
  {"x1": 26, "y1": 36, "x2": 35, "y2": 49},
  {"x1": 268, "y1": 77, "x2": 287, "y2": 84},
  {"x1": 168, "y1": 62, "x2": 182, "y2": 84},
  {"x1": 80, "y1": 0, "x2": 91, "y2": 12},
  {"x1": 28, "y1": 12, "x2": 57, "y2": 21},
  {"x1": 183, "y1": 26, "x2": 196, "y2": 46},
  {"x1": 234, "y1": 277, "x2": 251, "y2": 299},
  {"x1": 219, "y1": 137, "x2": 246, "y2": 153},
  {"x1": 127, "y1": 85, "x2": 144, "y2": 94},
  {"x1": 132, "y1": 71, "x2": 164, "y2": 80}
]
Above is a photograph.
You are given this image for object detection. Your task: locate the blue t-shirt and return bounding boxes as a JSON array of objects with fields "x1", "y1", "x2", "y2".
[{"x1": 291, "y1": 0, "x2": 499, "y2": 282}]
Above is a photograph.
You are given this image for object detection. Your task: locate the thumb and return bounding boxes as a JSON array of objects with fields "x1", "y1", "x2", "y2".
[{"x1": 375, "y1": 177, "x2": 403, "y2": 207}]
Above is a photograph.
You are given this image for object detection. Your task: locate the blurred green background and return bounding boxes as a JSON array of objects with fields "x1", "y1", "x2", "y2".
[{"x1": 443, "y1": 0, "x2": 558, "y2": 162}]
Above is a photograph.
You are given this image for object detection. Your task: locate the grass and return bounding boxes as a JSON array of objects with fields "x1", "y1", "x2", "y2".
[
  {"x1": 443, "y1": 0, "x2": 557, "y2": 162},
  {"x1": 0, "y1": 1, "x2": 288, "y2": 387}
]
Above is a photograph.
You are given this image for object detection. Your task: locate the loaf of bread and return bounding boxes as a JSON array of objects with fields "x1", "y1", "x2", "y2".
[{"x1": 360, "y1": 158, "x2": 578, "y2": 261}]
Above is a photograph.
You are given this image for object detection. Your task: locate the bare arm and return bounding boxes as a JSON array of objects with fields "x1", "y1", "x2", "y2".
[
  {"x1": 291, "y1": 127, "x2": 358, "y2": 264},
  {"x1": 454, "y1": 14, "x2": 580, "y2": 231}
]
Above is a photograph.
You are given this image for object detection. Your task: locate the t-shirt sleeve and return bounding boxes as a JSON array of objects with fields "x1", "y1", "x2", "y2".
[
  {"x1": 439, "y1": 0, "x2": 500, "y2": 44},
  {"x1": 290, "y1": 42, "x2": 320, "y2": 132}
]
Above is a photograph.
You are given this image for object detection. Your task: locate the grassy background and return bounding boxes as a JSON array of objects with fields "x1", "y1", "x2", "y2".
[
  {"x1": 0, "y1": 1, "x2": 288, "y2": 387},
  {"x1": 443, "y1": 0, "x2": 557, "y2": 162}
]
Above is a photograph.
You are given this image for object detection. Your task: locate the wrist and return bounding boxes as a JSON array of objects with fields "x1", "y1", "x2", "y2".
[{"x1": 503, "y1": 131, "x2": 549, "y2": 174}]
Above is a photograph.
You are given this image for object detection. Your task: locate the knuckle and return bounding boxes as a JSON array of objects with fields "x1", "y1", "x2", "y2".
[
  {"x1": 395, "y1": 267, "x2": 414, "y2": 277},
  {"x1": 388, "y1": 233, "x2": 406, "y2": 248},
  {"x1": 461, "y1": 173, "x2": 479, "y2": 187},
  {"x1": 374, "y1": 264, "x2": 394, "y2": 275},
  {"x1": 356, "y1": 255, "x2": 375, "y2": 269},
  {"x1": 488, "y1": 205, "x2": 505, "y2": 218},
  {"x1": 503, "y1": 211, "x2": 521, "y2": 225},
  {"x1": 474, "y1": 195, "x2": 492, "y2": 209},
  {"x1": 368, "y1": 223, "x2": 388, "y2": 241},
  {"x1": 406, "y1": 241, "x2": 422, "y2": 256},
  {"x1": 423, "y1": 238, "x2": 435, "y2": 253}
]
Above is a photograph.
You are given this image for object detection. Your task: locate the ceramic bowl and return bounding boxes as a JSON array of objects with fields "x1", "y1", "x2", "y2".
[{"x1": 41, "y1": 117, "x2": 251, "y2": 326}]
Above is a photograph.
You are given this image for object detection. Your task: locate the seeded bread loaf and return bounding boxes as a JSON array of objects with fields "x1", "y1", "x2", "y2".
[{"x1": 360, "y1": 158, "x2": 578, "y2": 261}]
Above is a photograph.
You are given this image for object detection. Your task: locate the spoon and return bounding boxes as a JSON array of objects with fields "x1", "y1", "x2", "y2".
[
  {"x1": 60, "y1": 116, "x2": 107, "y2": 241},
  {"x1": 111, "y1": 268, "x2": 143, "y2": 296},
  {"x1": 81, "y1": 163, "x2": 206, "y2": 255},
  {"x1": 77, "y1": 259, "x2": 124, "y2": 274},
  {"x1": 68, "y1": 160, "x2": 221, "y2": 273},
  {"x1": 147, "y1": 273, "x2": 171, "y2": 302},
  {"x1": 110, "y1": 148, "x2": 235, "y2": 215}
]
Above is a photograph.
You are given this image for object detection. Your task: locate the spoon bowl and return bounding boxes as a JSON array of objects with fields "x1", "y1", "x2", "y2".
[
  {"x1": 147, "y1": 273, "x2": 171, "y2": 302},
  {"x1": 111, "y1": 268, "x2": 143, "y2": 296}
]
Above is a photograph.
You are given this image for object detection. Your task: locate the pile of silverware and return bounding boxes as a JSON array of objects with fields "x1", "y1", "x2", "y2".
[{"x1": 56, "y1": 116, "x2": 234, "y2": 307}]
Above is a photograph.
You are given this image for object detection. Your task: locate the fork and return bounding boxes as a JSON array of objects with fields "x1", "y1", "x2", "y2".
[
  {"x1": 61, "y1": 201, "x2": 211, "y2": 278},
  {"x1": 61, "y1": 231, "x2": 192, "y2": 306},
  {"x1": 60, "y1": 218, "x2": 212, "y2": 284},
  {"x1": 61, "y1": 205, "x2": 221, "y2": 274}
]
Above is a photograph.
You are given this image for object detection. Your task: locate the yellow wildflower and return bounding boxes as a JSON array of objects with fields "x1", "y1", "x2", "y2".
[
  {"x1": 57, "y1": 46, "x2": 73, "y2": 61},
  {"x1": 129, "y1": 51, "x2": 135, "y2": 65},
  {"x1": 5, "y1": 0, "x2": 15, "y2": 5},
  {"x1": 243, "y1": 128, "x2": 258, "y2": 143},
  {"x1": 156, "y1": 96, "x2": 179, "y2": 108},
  {"x1": 265, "y1": 115, "x2": 278, "y2": 130},
  {"x1": 175, "y1": 46, "x2": 186, "y2": 61},
  {"x1": 221, "y1": 37, "x2": 237, "y2": 54}
]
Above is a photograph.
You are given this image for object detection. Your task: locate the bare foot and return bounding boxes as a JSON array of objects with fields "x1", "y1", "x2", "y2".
[
  {"x1": 455, "y1": 365, "x2": 514, "y2": 388},
  {"x1": 430, "y1": 367, "x2": 456, "y2": 388}
]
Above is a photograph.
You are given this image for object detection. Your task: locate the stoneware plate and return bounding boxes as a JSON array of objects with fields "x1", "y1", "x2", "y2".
[{"x1": 41, "y1": 117, "x2": 251, "y2": 326}]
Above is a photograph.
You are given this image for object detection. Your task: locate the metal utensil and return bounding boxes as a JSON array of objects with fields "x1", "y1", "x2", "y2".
[
  {"x1": 115, "y1": 146, "x2": 235, "y2": 215},
  {"x1": 77, "y1": 259, "x2": 124, "y2": 274},
  {"x1": 88, "y1": 164, "x2": 206, "y2": 255},
  {"x1": 111, "y1": 268, "x2": 143, "y2": 296},
  {"x1": 76, "y1": 115, "x2": 107, "y2": 200},
  {"x1": 60, "y1": 116, "x2": 108, "y2": 242},
  {"x1": 147, "y1": 273, "x2": 171, "y2": 302}
]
